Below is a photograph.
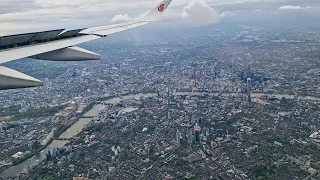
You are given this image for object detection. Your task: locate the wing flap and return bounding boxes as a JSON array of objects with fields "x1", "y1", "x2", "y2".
[
  {"x1": 0, "y1": 33, "x2": 36, "y2": 47},
  {"x1": 0, "y1": 66, "x2": 43, "y2": 90},
  {"x1": 31, "y1": 29, "x2": 64, "y2": 42},
  {"x1": 30, "y1": 46, "x2": 101, "y2": 61},
  {"x1": 59, "y1": 29, "x2": 85, "y2": 39}
]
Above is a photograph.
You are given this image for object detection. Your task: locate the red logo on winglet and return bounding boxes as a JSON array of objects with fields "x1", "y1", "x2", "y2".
[{"x1": 158, "y1": 4, "x2": 165, "y2": 12}]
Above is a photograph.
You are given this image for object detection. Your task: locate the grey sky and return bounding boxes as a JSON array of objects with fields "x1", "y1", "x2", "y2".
[{"x1": 0, "y1": 0, "x2": 319, "y2": 34}]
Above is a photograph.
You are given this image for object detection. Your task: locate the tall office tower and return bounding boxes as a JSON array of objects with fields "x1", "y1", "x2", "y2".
[
  {"x1": 195, "y1": 130, "x2": 200, "y2": 143},
  {"x1": 144, "y1": 144, "x2": 150, "y2": 155},
  {"x1": 226, "y1": 130, "x2": 230, "y2": 140},
  {"x1": 187, "y1": 129, "x2": 193, "y2": 144},
  {"x1": 176, "y1": 130, "x2": 180, "y2": 145},
  {"x1": 247, "y1": 78, "x2": 252, "y2": 104},
  {"x1": 194, "y1": 123, "x2": 201, "y2": 142}
]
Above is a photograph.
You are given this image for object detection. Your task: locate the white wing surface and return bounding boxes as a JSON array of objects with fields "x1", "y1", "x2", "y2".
[{"x1": 0, "y1": 0, "x2": 173, "y2": 90}]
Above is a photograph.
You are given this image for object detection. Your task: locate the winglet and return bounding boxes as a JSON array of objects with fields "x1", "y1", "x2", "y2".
[{"x1": 143, "y1": 0, "x2": 173, "y2": 22}]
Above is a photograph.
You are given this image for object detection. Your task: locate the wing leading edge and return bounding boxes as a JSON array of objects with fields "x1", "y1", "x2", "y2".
[{"x1": 0, "y1": 0, "x2": 173, "y2": 90}]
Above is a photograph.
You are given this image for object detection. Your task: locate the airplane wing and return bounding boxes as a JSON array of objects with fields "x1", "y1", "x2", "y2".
[{"x1": 0, "y1": 0, "x2": 173, "y2": 90}]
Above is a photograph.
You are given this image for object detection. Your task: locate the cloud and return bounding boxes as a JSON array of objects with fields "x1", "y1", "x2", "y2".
[
  {"x1": 279, "y1": 5, "x2": 314, "y2": 10},
  {"x1": 111, "y1": 13, "x2": 132, "y2": 23},
  {"x1": 134, "y1": 11, "x2": 149, "y2": 20},
  {"x1": 181, "y1": 0, "x2": 220, "y2": 25},
  {"x1": 0, "y1": 22, "x2": 47, "y2": 35},
  {"x1": 157, "y1": 11, "x2": 182, "y2": 23},
  {"x1": 211, "y1": 0, "x2": 316, "y2": 7},
  {"x1": 279, "y1": 6, "x2": 302, "y2": 10},
  {"x1": 220, "y1": 10, "x2": 236, "y2": 17},
  {"x1": 0, "y1": 0, "x2": 41, "y2": 14}
]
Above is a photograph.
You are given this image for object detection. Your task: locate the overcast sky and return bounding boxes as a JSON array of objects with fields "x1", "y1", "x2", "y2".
[{"x1": 0, "y1": 0, "x2": 319, "y2": 35}]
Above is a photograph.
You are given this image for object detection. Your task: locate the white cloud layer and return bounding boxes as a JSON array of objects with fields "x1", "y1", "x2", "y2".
[
  {"x1": 0, "y1": 0, "x2": 318, "y2": 33},
  {"x1": 220, "y1": 10, "x2": 236, "y2": 17},
  {"x1": 111, "y1": 13, "x2": 132, "y2": 23},
  {"x1": 279, "y1": 5, "x2": 302, "y2": 10},
  {"x1": 182, "y1": 0, "x2": 220, "y2": 25}
]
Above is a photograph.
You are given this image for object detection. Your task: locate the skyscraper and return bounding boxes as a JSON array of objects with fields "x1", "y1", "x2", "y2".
[
  {"x1": 144, "y1": 144, "x2": 150, "y2": 155},
  {"x1": 187, "y1": 129, "x2": 193, "y2": 144},
  {"x1": 247, "y1": 78, "x2": 252, "y2": 104},
  {"x1": 195, "y1": 131, "x2": 200, "y2": 143},
  {"x1": 176, "y1": 130, "x2": 180, "y2": 145},
  {"x1": 194, "y1": 123, "x2": 201, "y2": 143},
  {"x1": 0, "y1": 123, "x2": 3, "y2": 132},
  {"x1": 226, "y1": 130, "x2": 230, "y2": 140}
]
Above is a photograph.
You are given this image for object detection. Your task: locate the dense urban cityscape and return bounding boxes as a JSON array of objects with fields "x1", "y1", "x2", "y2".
[{"x1": 1, "y1": 23, "x2": 320, "y2": 180}]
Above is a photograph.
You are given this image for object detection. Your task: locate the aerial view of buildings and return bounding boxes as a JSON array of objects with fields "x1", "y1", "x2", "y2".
[{"x1": 1, "y1": 1, "x2": 320, "y2": 180}]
